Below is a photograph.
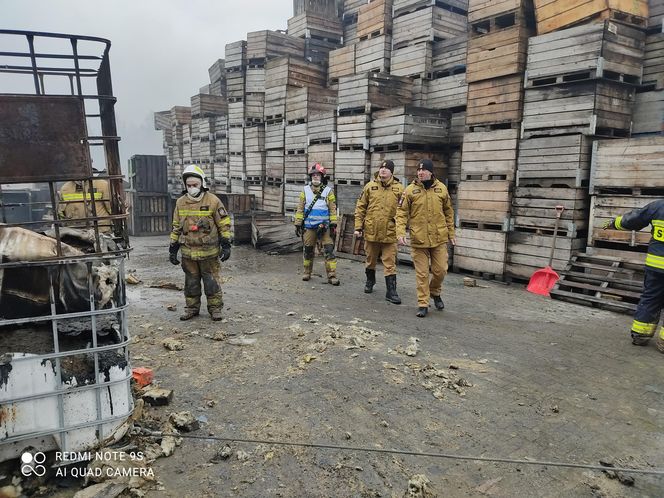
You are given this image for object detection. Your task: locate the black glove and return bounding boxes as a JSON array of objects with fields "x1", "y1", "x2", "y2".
[
  {"x1": 219, "y1": 238, "x2": 232, "y2": 262},
  {"x1": 169, "y1": 242, "x2": 180, "y2": 265},
  {"x1": 329, "y1": 223, "x2": 337, "y2": 240},
  {"x1": 295, "y1": 225, "x2": 303, "y2": 237}
]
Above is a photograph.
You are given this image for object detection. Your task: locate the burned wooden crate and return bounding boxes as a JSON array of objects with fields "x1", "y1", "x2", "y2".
[
  {"x1": 526, "y1": 21, "x2": 645, "y2": 88},
  {"x1": 355, "y1": 35, "x2": 393, "y2": 73},
  {"x1": 252, "y1": 212, "x2": 302, "y2": 252},
  {"x1": 633, "y1": 90, "x2": 664, "y2": 135},
  {"x1": 533, "y1": 0, "x2": 648, "y2": 35},
  {"x1": 247, "y1": 30, "x2": 306, "y2": 62},
  {"x1": 335, "y1": 150, "x2": 371, "y2": 183},
  {"x1": 128, "y1": 154, "x2": 168, "y2": 193},
  {"x1": 357, "y1": 0, "x2": 393, "y2": 40},
  {"x1": 288, "y1": 12, "x2": 344, "y2": 41},
  {"x1": 370, "y1": 106, "x2": 451, "y2": 149},
  {"x1": 307, "y1": 110, "x2": 337, "y2": 144},
  {"x1": 335, "y1": 182, "x2": 365, "y2": 214},
  {"x1": 338, "y1": 72, "x2": 413, "y2": 112},
  {"x1": 466, "y1": 74, "x2": 524, "y2": 128},
  {"x1": 266, "y1": 120, "x2": 286, "y2": 149},
  {"x1": 128, "y1": 192, "x2": 171, "y2": 236},
  {"x1": 424, "y1": 73, "x2": 467, "y2": 109},
  {"x1": 335, "y1": 214, "x2": 367, "y2": 260},
  {"x1": 337, "y1": 113, "x2": 372, "y2": 150},
  {"x1": 468, "y1": 0, "x2": 534, "y2": 34},
  {"x1": 308, "y1": 143, "x2": 336, "y2": 179},
  {"x1": 643, "y1": 33, "x2": 664, "y2": 90},
  {"x1": 521, "y1": 81, "x2": 635, "y2": 138},
  {"x1": 460, "y1": 129, "x2": 519, "y2": 181},
  {"x1": 264, "y1": 86, "x2": 288, "y2": 121},
  {"x1": 506, "y1": 232, "x2": 586, "y2": 280},
  {"x1": 550, "y1": 253, "x2": 644, "y2": 313},
  {"x1": 190, "y1": 93, "x2": 227, "y2": 118},
  {"x1": 329, "y1": 45, "x2": 356, "y2": 84},
  {"x1": 286, "y1": 86, "x2": 337, "y2": 124},
  {"x1": 266, "y1": 149, "x2": 285, "y2": 178},
  {"x1": 456, "y1": 180, "x2": 512, "y2": 230},
  {"x1": 511, "y1": 187, "x2": 589, "y2": 237},
  {"x1": 411, "y1": 77, "x2": 426, "y2": 106},
  {"x1": 265, "y1": 55, "x2": 327, "y2": 88},
  {"x1": 225, "y1": 40, "x2": 247, "y2": 69},
  {"x1": 246, "y1": 179, "x2": 263, "y2": 209},
  {"x1": 285, "y1": 123, "x2": 309, "y2": 151},
  {"x1": 343, "y1": 10, "x2": 361, "y2": 45},
  {"x1": 516, "y1": 134, "x2": 592, "y2": 188},
  {"x1": 393, "y1": 6, "x2": 467, "y2": 49},
  {"x1": 454, "y1": 229, "x2": 508, "y2": 277},
  {"x1": 431, "y1": 36, "x2": 467, "y2": 75},
  {"x1": 590, "y1": 136, "x2": 664, "y2": 193},
  {"x1": 449, "y1": 110, "x2": 466, "y2": 144},
  {"x1": 588, "y1": 194, "x2": 656, "y2": 250},
  {"x1": 284, "y1": 152, "x2": 309, "y2": 178},
  {"x1": 370, "y1": 150, "x2": 446, "y2": 182},
  {"x1": 467, "y1": 24, "x2": 531, "y2": 83},
  {"x1": 284, "y1": 181, "x2": 305, "y2": 213},
  {"x1": 246, "y1": 65, "x2": 266, "y2": 93},
  {"x1": 390, "y1": 42, "x2": 432, "y2": 77},
  {"x1": 263, "y1": 179, "x2": 285, "y2": 213}
]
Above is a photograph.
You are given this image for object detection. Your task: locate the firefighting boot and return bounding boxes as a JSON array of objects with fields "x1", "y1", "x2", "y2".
[
  {"x1": 656, "y1": 334, "x2": 664, "y2": 354},
  {"x1": 210, "y1": 310, "x2": 223, "y2": 321},
  {"x1": 432, "y1": 295, "x2": 444, "y2": 310},
  {"x1": 364, "y1": 268, "x2": 376, "y2": 293},
  {"x1": 631, "y1": 332, "x2": 652, "y2": 346},
  {"x1": 328, "y1": 275, "x2": 340, "y2": 286},
  {"x1": 180, "y1": 309, "x2": 199, "y2": 321},
  {"x1": 416, "y1": 307, "x2": 428, "y2": 318},
  {"x1": 385, "y1": 275, "x2": 401, "y2": 304}
]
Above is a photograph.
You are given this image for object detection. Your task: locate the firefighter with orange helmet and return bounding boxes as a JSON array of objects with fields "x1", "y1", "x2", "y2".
[{"x1": 294, "y1": 163, "x2": 340, "y2": 285}]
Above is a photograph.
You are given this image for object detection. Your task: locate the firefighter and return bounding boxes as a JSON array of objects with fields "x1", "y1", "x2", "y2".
[
  {"x1": 58, "y1": 176, "x2": 113, "y2": 233},
  {"x1": 396, "y1": 159, "x2": 456, "y2": 317},
  {"x1": 604, "y1": 199, "x2": 664, "y2": 352},
  {"x1": 294, "y1": 163, "x2": 340, "y2": 285},
  {"x1": 168, "y1": 165, "x2": 232, "y2": 321},
  {"x1": 354, "y1": 159, "x2": 404, "y2": 304}
]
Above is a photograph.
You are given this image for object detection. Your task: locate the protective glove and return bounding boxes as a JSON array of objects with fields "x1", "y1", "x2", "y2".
[
  {"x1": 219, "y1": 238, "x2": 232, "y2": 262},
  {"x1": 601, "y1": 219, "x2": 616, "y2": 230},
  {"x1": 329, "y1": 223, "x2": 337, "y2": 240},
  {"x1": 295, "y1": 225, "x2": 303, "y2": 237},
  {"x1": 169, "y1": 242, "x2": 180, "y2": 265}
]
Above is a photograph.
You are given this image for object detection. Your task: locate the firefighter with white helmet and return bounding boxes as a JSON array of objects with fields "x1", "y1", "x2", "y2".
[
  {"x1": 169, "y1": 165, "x2": 232, "y2": 321},
  {"x1": 294, "y1": 163, "x2": 340, "y2": 285}
]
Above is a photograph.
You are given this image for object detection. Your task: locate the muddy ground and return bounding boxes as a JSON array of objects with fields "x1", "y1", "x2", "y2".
[{"x1": 35, "y1": 235, "x2": 664, "y2": 496}]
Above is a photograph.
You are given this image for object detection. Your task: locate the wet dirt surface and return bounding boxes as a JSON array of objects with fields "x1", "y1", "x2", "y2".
[{"x1": 122, "y1": 236, "x2": 663, "y2": 496}]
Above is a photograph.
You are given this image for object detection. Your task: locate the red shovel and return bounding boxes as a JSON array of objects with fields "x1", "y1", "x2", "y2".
[{"x1": 527, "y1": 205, "x2": 565, "y2": 297}]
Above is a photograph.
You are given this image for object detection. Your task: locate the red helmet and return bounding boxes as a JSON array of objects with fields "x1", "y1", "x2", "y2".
[{"x1": 308, "y1": 163, "x2": 326, "y2": 177}]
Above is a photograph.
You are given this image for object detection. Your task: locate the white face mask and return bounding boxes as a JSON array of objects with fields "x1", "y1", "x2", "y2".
[
  {"x1": 187, "y1": 186, "x2": 201, "y2": 197},
  {"x1": 311, "y1": 174, "x2": 322, "y2": 186}
]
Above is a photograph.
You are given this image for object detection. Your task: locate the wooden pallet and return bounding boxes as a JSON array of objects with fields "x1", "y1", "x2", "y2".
[{"x1": 550, "y1": 253, "x2": 644, "y2": 314}]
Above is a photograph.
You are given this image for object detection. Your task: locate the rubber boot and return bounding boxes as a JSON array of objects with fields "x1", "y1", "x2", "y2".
[
  {"x1": 432, "y1": 295, "x2": 444, "y2": 310},
  {"x1": 631, "y1": 332, "x2": 651, "y2": 346},
  {"x1": 364, "y1": 268, "x2": 376, "y2": 293},
  {"x1": 302, "y1": 272, "x2": 311, "y2": 282},
  {"x1": 210, "y1": 310, "x2": 223, "y2": 321},
  {"x1": 416, "y1": 307, "x2": 428, "y2": 318},
  {"x1": 180, "y1": 309, "x2": 199, "y2": 321},
  {"x1": 328, "y1": 275, "x2": 340, "y2": 286},
  {"x1": 385, "y1": 275, "x2": 401, "y2": 304}
]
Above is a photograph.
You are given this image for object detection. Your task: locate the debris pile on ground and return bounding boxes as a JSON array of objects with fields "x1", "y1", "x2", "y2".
[
  {"x1": 408, "y1": 363, "x2": 474, "y2": 399},
  {"x1": 406, "y1": 474, "x2": 436, "y2": 497}
]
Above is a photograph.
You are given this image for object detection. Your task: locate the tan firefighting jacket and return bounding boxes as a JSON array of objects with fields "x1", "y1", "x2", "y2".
[
  {"x1": 396, "y1": 178, "x2": 455, "y2": 248},
  {"x1": 170, "y1": 192, "x2": 232, "y2": 260},
  {"x1": 354, "y1": 174, "x2": 404, "y2": 243},
  {"x1": 58, "y1": 180, "x2": 113, "y2": 232},
  {"x1": 294, "y1": 183, "x2": 338, "y2": 227}
]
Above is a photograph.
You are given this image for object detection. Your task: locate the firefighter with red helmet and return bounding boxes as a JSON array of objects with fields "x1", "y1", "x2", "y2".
[{"x1": 294, "y1": 163, "x2": 340, "y2": 285}]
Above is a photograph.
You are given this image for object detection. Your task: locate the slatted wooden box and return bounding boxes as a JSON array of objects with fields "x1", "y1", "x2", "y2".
[
  {"x1": 229, "y1": 154, "x2": 246, "y2": 180},
  {"x1": 424, "y1": 73, "x2": 467, "y2": 109},
  {"x1": 516, "y1": 134, "x2": 592, "y2": 188},
  {"x1": 284, "y1": 153, "x2": 309, "y2": 178},
  {"x1": 457, "y1": 180, "x2": 512, "y2": 230},
  {"x1": 393, "y1": 6, "x2": 467, "y2": 49},
  {"x1": 228, "y1": 126, "x2": 244, "y2": 153},
  {"x1": 633, "y1": 90, "x2": 664, "y2": 135},
  {"x1": 466, "y1": 74, "x2": 524, "y2": 127},
  {"x1": 247, "y1": 30, "x2": 306, "y2": 61},
  {"x1": 265, "y1": 56, "x2": 327, "y2": 88},
  {"x1": 506, "y1": 233, "x2": 586, "y2": 279},
  {"x1": 170, "y1": 106, "x2": 192, "y2": 125},
  {"x1": 287, "y1": 12, "x2": 344, "y2": 41},
  {"x1": 355, "y1": 35, "x2": 393, "y2": 73},
  {"x1": 460, "y1": 129, "x2": 519, "y2": 181},
  {"x1": 588, "y1": 194, "x2": 655, "y2": 249},
  {"x1": 329, "y1": 45, "x2": 356, "y2": 84},
  {"x1": 285, "y1": 123, "x2": 309, "y2": 151},
  {"x1": 643, "y1": 33, "x2": 664, "y2": 89},
  {"x1": 370, "y1": 150, "x2": 446, "y2": 183},
  {"x1": 651, "y1": 0, "x2": 664, "y2": 31},
  {"x1": 245, "y1": 151, "x2": 266, "y2": 179},
  {"x1": 511, "y1": 187, "x2": 589, "y2": 237},
  {"x1": 370, "y1": 106, "x2": 451, "y2": 148},
  {"x1": 526, "y1": 21, "x2": 645, "y2": 88},
  {"x1": 266, "y1": 120, "x2": 286, "y2": 149},
  {"x1": 208, "y1": 59, "x2": 226, "y2": 84},
  {"x1": 337, "y1": 114, "x2": 371, "y2": 150},
  {"x1": 454, "y1": 229, "x2": 508, "y2": 276},
  {"x1": 213, "y1": 161, "x2": 229, "y2": 187},
  {"x1": 335, "y1": 150, "x2": 371, "y2": 182},
  {"x1": 266, "y1": 150, "x2": 285, "y2": 179},
  {"x1": 245, "y1": 93, "x2": 265, "y2": 124},
  {"x1": 338, "y1": 72, "x2": 413, "y2": 112},
  {"x1": 264, "y1": 86, "x2": 287, "y2": 121},
  {"x1": 244, "y1": 125, "x2": 265, "y2": 151},
  {"x1": 431, "y1": 36, "x2": 467, "y2": 74},
  {"x1": 308, "y1": 143, "x2": 336, "y2": 180},
  {"x1": 225, "y1": 41, "x2": 247, "y2": 69},
  {"x1": 284, "y1": 181, "x2": 304, "y2": 213},
  {"x1": 226, "y1": 71, "x2": 245, "y2": 100},
  {"x1": 521, "y1": 81, "x2": 635, "y2": 138},
  {"x1": 246, "y1": 65, "x2": 266, "y2": 93},
  {"x1": 357, "y1": 0, "x2": 393, "y2": 39},
  {"x1": 263, "y1": 179, "x2": 284, "y2": 213},
  {"x1": 343, "y1": 12, "x2": 360, "y2": 45},
  {"x1": 394, "y1": 0, "x2": 469, "y2": 18},
  {"x1": 286, "y1": 87, "x2": 337, "y2": 124},
  {"x1": 449, "y1": 110, "x2": 466, "y2": 144},
  {"x1": 533, "y1": 0, "x2": 648, "y2": 35},
  {"x1": 308, "y1": 111, "x2": 337, "y2": 144},
  {"x1": 467, "y1": 25, "x2": 531, "y2": 83},
  {"x1": 391, "y1": 42, "x2": 432, "y2": 77},
  {"x1": 228, "y1": 101, "x2": 245, "y2": 127},
  {"x1": 190, "y1": 94, "x2": 227, "y2": 118}
]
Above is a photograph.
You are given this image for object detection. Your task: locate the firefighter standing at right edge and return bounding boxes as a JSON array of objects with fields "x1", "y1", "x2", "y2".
[
  {"x1": 294, "y1": 163, "x2": 340, "y2": 285},
  {"x1": 604, "y1": 199, "x2": 664, "y2": 352}
]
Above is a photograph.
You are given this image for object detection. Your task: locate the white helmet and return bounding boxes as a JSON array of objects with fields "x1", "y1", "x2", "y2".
[{"x1": 181, "y1": 164, "x2": 208, "y2": 190}]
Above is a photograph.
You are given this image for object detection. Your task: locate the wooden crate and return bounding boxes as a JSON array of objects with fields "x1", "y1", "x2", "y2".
[
  {"x1": 284, "y1": 182, "x2": 304, "y2": 213},
  {"x1": 643, "y1": 33, "x2": 664, "y2": 89},
  {"x1": 467, "y1": 24, "x2": 531, "y2": 83},
  {"x1": 285, "y1": 123, "x2": 309, "y2": 151},
  {"x1": 343, "y1": 13, "x2": 360, "y2": 45},
  {"x1": 432, "y1": 36, "x2": 468, "y2": 74},
  {"x1": 337, "y1": 114, "x2": 372, "y2": 149},
  {"x1": 245, "y1": 151, "x2": 265, "y2": 178},
  {"x1": 370, "y1": 106, "x2": 451, "y2": 148},
  {"x1": 246, "y1": 65, "x2": 266, "y2": 93},
  {"x1": 329, "y1": 45, "x2": 356, "y2": 83},
  {"x1": 335, "y1": 214, "x2": 367, "y2": 259},
  {"x1": 335, "y1": 150, "x2": 371, "y2": 182},
  {"x1": 128, "y1": 192, "x2": 171, "y2": 236},
  {"x1": 338, "y1": 72, "x2": 413, "y2": 112},
  {"x1": 225, "y1": 41, "x2": 247, "y2": 69},
  {"x1": 226, "y1": 70, "x2": 245, "y2": 100},
  {"x1": 244, "y1": 125, "x2": 265, "y2": 151},
  {"x1": 355, "y1": 35, "x2": 393, "y2": 73},
  {"x1": 651, "y1": 0, "x2": 664, "y2": 31},
  {"x1": 357, "y1": 0, "x2": 393, "y2": 39},
  {"x1": 304, "y1": 37, "x2": 342, "y2": 66},
  {"x1": 335, "y1": 182, "x2": 366, "y2": 214},
  {"x1": 466, "y1": 74, "x2": 524, "y2": 127},
  {"x1": 213, "y1": 161, "x2": 229, "y2": 187},
  {"x1": 516, "y1": 134, "x2": 592, "y2": 188},
  {"x1": 287, "y1": 12, "x2": 343, "y2": 41},
  {"x1": 208, "y1": 59, "x2": 226, "y2": 84},
  {"x1": 393, "y1": 6, "x2": 467, "y2": 49},
  {"x1": 229, "y1": 154, "x2": 246, "y2": 179},
  {"x1": 308, "y1": 143, "x2": 336, "y2": 180},
  {"x1": 263, "y1": 179, "x2": 284, "y2": 214},
  {"x1": 307, "y1": 111, "x2": 337, "y2": 144},
  {"x1": 265, "y1": 55, "x2": 327, "y2": 88},
  {"x1": 425, "y1": 73, "x2": 467, "y2": 109},
  {"x1": 370, "y1": 150, "x2": 446, "y2": 184},
  {"x1": 590, "y1": 136, "x2": 664, "y2": 193},
  {"x1": 506, "y1": 232, "x2": 586, "y2": 279},
  {"x1": 228, "y1": 101, "x2": 245, "y2": 128},
  {"x1": 456, "y1": 180, "x2": 512, "y2": 229},
  {"x1": 460, "y1": 129, "x2": 519, "y2": 180},
  {"x1": 284, "y1": 153, "x2": 309, "y2": 179},
  {"x1": 264, "y1": 86, "x2": 287, "y2": 121},
  {"x1": 286, "y1": 86, "x2": 337, "y2": 123},
  {"x1": 454, "y1": 228, "x2": 508, "y2": 276},
  {"x1": 521, "y1": 81, "x2": 635, "y2": 138},
  {"x1": 245, "y1": 93, "x2": 265, "y2": 124},
  {"x1": 449, "y1": 110, "x2": 466, "y2": 144},
  {"x1": 633, "y1": 90, "x2": 664, "y2": 135},
  {"x1": 588, "y1": 194, "x2": 655, "y2": 249},
  {"x1": 246, "y1": 30, "x2": 305, "y2": 61},
  {"x1": 190, "y1": 94, "x2": 227, "y2": 117},
  {"x1": 294, "y1": 0, "x2": 339, "y2": 16},
  {"x1": 526, "y1": 21, "x2": 645, "y2": 88},
  {"x1": 266, "y1": 120, "x2": 286, "y2": 149},
  {"x1": 266, "y1": 150, "x2": 285, "y2": 179},
  {"x1": 394, "y1": 0, "x2": 469, "y2": 18},
  {"x1": 390, "y1": 42, "x2": 432, "y2": 77},
  {"x1": 468, "y1": 0, "x2": 530, "y2": 23},
  {"x1": 534, "y1": 0, "x2": 648, "y2": 34},
  {"x1": 511, "y1": 187, "x2": 589, "y2": 236}
]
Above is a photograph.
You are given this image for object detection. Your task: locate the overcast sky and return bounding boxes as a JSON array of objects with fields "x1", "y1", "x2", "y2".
[{"x1": 2, "y1": 0, "x2": 294, "y2": 171}]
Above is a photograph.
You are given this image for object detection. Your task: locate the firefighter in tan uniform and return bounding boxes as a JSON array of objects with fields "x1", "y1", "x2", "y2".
[
  {"x1": 58, "y1": 178, "x2": 113, "y2": 233},
  {"x1": 354, "y1": 159, "x2": 404, "y2": 304},
  {"x1": 169, "y1": 165, "x2": 232, "y2": 321},
  {"x1": 294, "y1": 163, "x2": 340, "y2": 285},
  {"x1": 396, "y1": 159, "x2": 456, "y2": 317}
]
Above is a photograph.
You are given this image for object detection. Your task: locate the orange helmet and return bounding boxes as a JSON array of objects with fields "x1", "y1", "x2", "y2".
[{"x1": 308, "y1": 163, "x2": 326, "y2": 177}]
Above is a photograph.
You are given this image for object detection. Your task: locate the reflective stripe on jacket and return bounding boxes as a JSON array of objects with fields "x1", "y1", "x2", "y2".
[
  {"x1": 354, "y1": 174, "x2": 404, "y2": 243},
  {"x1": 615, "y1": 199, "x2": 664, "y2": 272},
  {"x1": 58, "y1": 180, "x2": 113, "y2": 232}
]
